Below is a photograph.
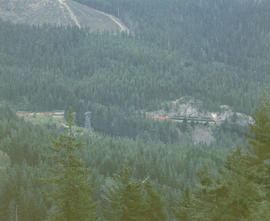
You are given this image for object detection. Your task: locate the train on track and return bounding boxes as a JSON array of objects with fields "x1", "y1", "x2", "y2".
[{"x1": 150, "y1": 115, "x2": 216, "y2": 124}]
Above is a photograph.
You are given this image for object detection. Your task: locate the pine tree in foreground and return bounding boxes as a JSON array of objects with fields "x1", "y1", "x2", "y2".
[
  {"x1": 174, "y1": 188, "x2": 193, "y2": 221},
  {"x1": 174, "y1": 92, "x2": 270, "y2": 221},
  {"x1": 103, "y1": 163, "x2": 166, "y2": 221},
  {"x1": 245, "y1": 92, "x2": 270, "y2": 219},
  {"x1": 174, "y1": 151, "x2": 263, "y2": 221},
  {"x1": 246, "y1": 92, "x2": 270, "y2": 194},
  {"x1": 247, "y1": 92, "x2": 270, "y2": 163},
  {"x1": 44, "y1": 108, "x2": 96, "y2": 221},
  {"x1": 143, "y1": 179, "x2": 166, "y2": 221},
  {"x1": 102, "y1": 163, "x2": 146, "y2": 221}
]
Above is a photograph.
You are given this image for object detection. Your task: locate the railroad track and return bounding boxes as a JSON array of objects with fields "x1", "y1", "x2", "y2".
[{"x1": 150, "y1": 115, "x2": 216, "y2": 124}]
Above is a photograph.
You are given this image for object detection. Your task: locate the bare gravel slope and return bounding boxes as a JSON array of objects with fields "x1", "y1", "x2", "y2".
[{"x1": 0, "y1": 0, "x2": 127, "y2": 32}]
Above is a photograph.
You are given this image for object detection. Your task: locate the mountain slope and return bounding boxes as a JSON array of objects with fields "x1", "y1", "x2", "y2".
[{"x1": 0, "y1": 0, "x2": 126, "y2": 32}]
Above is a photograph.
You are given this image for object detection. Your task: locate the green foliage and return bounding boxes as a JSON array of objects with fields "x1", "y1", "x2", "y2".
[
  {"x1": 75, "y1": 0, "x2": 270, "y2": 70},
  {"x1": 0, "y1": 105, "x2": 231, "y2": 220},
  {"x1": 102, "y1": 163, "x2": 145, "y2": 221},
  {"x1": 0, "y1": 7, "x2": 269, "y2": 140},
  {"x1": 102, "y1": 163, "x2": 165, "y2": 221},
  {"x1": 143, "y1": 179, "x2": 166, "y2": 221},
  {"x1": 43, "y1": 108, "x2": 96, "y2": 221},
  {"x1": 175, "y1": 148, "x2": 264, "y2": 221},
  {"x1": 0, "y1": 0, "x2": 270, "y2": 213},
  {"x1": 0, "y1": 90, "x2": 268, "y2": 221},
  {"x1": 174, "y1": 189, "x2": 193, "y2": 221},
  {"x1": 245, "y1": 92, "x2": 270, "y2": 201},
  {"x1": 0, "y1": 163, "x2": 47, "y2": 221},
  {"x1": 218, "y1": 148, "x2": 262, "y2": 221},
  {"x1": 174, "y1": 93, "x2": 270, "y2": 221},
  {"x1": 247, "y1": 91, "x2": 270, "y2": 163}
]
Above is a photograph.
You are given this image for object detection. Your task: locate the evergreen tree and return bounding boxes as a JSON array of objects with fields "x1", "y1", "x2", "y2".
[
  {"x1": 174, "y1": 188, "x2": 193, "y2": 221},
  {"x1": 175, "y1": 150, "x2": 262, "y2": 221},
  {"x1": 174, "y1": 93, "x2": 270, "y2": 221},
  {"x1": 216, "y1": 147, "x2": 262, "y2": 221},
  {"x1": 247, "y1": 91, "x2": 270, "y2": 164},
  {"x1": 245, "y1": 92, "x2": 270, "y2": 214},
  {"x1": 44, "y1": 108, "x2": 96, "y2": 221},
  {"x1": 0, "y1": 163, "x2": 47, "y2": 221},
  {"x1": 143, "y1": 179, "x2": 166, "y2": 221},
  {"x1": 190, "y1": 165, "x2": 218, "y2": 221},
  {"x1": 102, "y1": 163, "x2": 146, "y2": 221},
  {"x1": 103, "y1": 163, "x2": 166, "y2": 221}
]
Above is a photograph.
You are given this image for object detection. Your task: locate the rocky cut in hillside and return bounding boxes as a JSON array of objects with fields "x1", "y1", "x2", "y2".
[{"x1": 0, "y1": 0, "x2": 122, "y2": 32}]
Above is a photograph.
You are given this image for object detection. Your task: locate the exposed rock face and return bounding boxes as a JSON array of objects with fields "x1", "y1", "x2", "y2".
[
  {"x1": 192, "y1": 126, "x2": 214, "y2": 145},
  {"x1": 0, "y1": 0, "x2": 65, "y2": 25},
  {"x1": 0, "y1": 0, "x2": 121, "y2": 32},
  {"x1": 147, "y1": 97, "x2": 253, "y2": 126},
  {"x1": 146, "y1": 97, "x2": 253, "y2": 145}
]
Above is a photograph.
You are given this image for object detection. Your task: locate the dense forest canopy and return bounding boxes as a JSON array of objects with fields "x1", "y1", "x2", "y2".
[
  {"x1": 0, "y1": 0, "x2": 269, "y2": 113},
  {"x1": 0, "y1": 1, "x2": 269, "y2": 138},
  {"x1": 75, "y1": 0, "x2": 270, "y2": 68},
  {"x1": 0, "y1": 0, "x2": 270, "y2": 220},
  {"x1": 0, "y1": 94, "x2": 269, "y2": 220}
]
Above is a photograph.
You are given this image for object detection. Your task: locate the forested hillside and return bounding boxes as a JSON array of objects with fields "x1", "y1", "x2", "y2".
[
  {"x1": 0, "y1": 1, "x2": 269, "y2": 139},
  {"x1": 0, "y1": 0, "x2": 270, "y2": 220},
  {"x1": 0, "y1": 105, "x2": 228, "y2": 220},
  {"x1": 0, "y1": 95, "x2": 269, "y2": 220},
  {"x1": 75, "y1": 0, "x2": 270, "y2": 68}
]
